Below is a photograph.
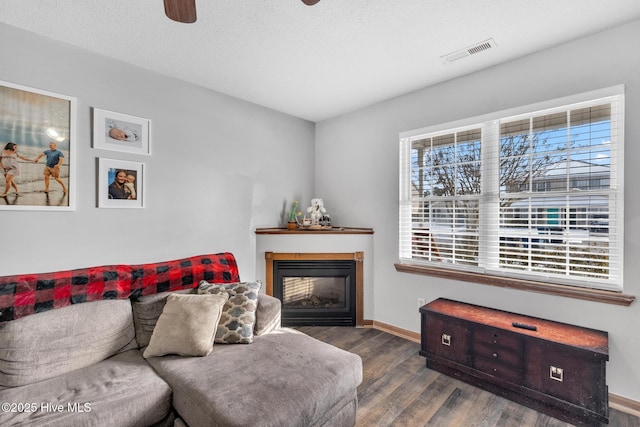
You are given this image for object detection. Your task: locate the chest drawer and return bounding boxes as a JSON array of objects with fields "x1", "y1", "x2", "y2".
[
  {"x1": 421, "y1": 313, "x2": 469, "y2": 366},
  {"x1": 473, "y1": 326, "x2": 521, "y2": 350},
  {"x1": 524, "y1": 341, "x2": 608, "y2": 414},
  {"x1": 472, "y1": 327, "x2": 523, "y2": 369},
  {"x1": 473, "y1": 355, "x2": 523, "y2": 383}
]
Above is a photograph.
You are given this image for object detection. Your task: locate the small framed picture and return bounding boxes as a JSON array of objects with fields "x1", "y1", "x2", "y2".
[
  {"x1": 98, "y1": 158, "x2": 144, "y2": 208},
  {"x1": 0, "y1": 80, "x2": 76, "y2": 211},
  {"x1": 92, "y1": 108, "x2": 151, "y2": 155}
]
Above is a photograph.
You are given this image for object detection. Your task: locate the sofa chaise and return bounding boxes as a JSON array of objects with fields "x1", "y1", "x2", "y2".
[{"x1": 0, "y1": 253, "x2": 363, "y2": 426}]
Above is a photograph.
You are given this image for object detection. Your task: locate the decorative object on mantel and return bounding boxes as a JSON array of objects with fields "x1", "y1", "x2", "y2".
[
  {"x1": 286, "y1": 200, "x2": 301, "y2": 229},
  {"x1": 306, "y1": 198, "x2": 331, "y2": 228}
]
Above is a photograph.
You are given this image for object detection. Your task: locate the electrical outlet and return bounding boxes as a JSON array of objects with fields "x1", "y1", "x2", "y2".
[{"x1": 418, "y1": 297, "x2": 426, "y2": 307}]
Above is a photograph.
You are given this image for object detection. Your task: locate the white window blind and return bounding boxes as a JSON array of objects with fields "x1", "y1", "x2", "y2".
[{"x1": 399, "y1": 89, "x2": 624, "y2": 291}]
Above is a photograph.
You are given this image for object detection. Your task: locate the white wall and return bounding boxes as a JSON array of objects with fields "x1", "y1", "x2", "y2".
[
  {"x1": 315, "y1": 20, "x2": 640, "y2": 401},
  {"x1": 0, "y1": 23, "x2": 316, "y2": 280}
]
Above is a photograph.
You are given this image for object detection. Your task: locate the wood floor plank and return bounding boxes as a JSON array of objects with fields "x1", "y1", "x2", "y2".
[
  {"x1": 356, "y1": 347, "x2": 425, "y2": 410},
  {"x1": 455, "y1": 390, "x2": 508, "y2": 426},
  {"x1": 358, "y1": 363, "x2": 440, "y2": 426},
  {"x1": 358, "y1": 338, "x2": 419, "y2": 392},
  {"x1": 295, "y1": 326, "x2": 640, "y2": 427},
  {"x1": 391, "y1": 373, "x2": 459, "y2": 427},
  {"x1": 426, "y1": 385, "x2": 487, "y2": 426},
  {"x1": 497, "y1": 399, "x2": 543, "y2": 426}
]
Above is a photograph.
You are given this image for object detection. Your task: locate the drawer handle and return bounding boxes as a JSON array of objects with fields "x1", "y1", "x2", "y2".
[
  {"x1": 441, "y1": 334, "x2": 451, "y2": 346},
  {"x1": 550, "y1": 366, "x2": 564, "y2": 382},
  {"x1": 492, "y1": 352, "x2": 498, "y2": 358}
]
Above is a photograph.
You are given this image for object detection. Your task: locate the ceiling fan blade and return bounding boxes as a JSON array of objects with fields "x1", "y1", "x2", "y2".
[
  {"x1": 301, "y1": 0, "x2": 321, "y2": 5},
  {"x1": 164, "y1": 0, "x2": 197, "y2": 23}
]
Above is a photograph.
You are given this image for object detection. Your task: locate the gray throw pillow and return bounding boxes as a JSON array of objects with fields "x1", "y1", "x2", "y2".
[{"x1": 143, "y1": 293, "x2": 228, "y2": 358}]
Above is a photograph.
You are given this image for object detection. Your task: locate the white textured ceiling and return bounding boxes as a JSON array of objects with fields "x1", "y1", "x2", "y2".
[{"x1": 1, "y1": 0, "x2": 640, "y2": 122}]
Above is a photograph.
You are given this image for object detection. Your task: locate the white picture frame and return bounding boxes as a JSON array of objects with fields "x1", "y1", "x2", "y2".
[
  {"x1": 98, "y1": 158, "x2": 145, "y2": 208},
  {"x1": 0, "y1": 80, "x2": 76, "y2": 211},
  {"x1": 92, "y1": 108, "x2": 151, "y2": 155}
]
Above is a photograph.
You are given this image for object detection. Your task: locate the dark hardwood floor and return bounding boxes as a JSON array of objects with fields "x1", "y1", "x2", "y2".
[{"x1": 295, "y1": 326, "x2": 640, "y2": 427}]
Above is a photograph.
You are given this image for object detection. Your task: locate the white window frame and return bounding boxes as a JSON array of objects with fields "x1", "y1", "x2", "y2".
[{"x1": 399, "y1": 86, "x2": 624, "y2": 292}]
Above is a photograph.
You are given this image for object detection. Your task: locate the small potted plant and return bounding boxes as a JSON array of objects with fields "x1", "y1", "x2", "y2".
[{"x1": 287, "y1": 200, "x2": 301, "y2": 230}]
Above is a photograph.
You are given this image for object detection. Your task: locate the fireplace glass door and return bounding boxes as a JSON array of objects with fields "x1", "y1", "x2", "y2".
[{"x1": 274, "y1": 260, "x2": 356, "y2": 326}]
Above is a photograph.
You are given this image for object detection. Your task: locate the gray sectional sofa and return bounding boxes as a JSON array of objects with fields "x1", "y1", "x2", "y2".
[{"x1": 0, "y1": 255, "x2": 363, "y2": 426}]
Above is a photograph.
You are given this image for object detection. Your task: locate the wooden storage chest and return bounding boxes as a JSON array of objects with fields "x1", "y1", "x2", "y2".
[{"x1": 420, "y1": 298, "x2": 609, "y2": 426}]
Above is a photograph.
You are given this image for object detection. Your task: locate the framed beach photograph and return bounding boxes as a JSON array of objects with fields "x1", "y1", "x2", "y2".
[
  {"x1": 98, "y1": 158, "x2": 145, "y2": 208},
  {"x1": 92, "y1": 108, "x2": 151, "y2": 155},
  {"x1": 0, "y1": 80, "x2": 76, "y2": 211}
]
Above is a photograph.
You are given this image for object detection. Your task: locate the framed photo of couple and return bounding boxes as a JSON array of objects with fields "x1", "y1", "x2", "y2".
[
  {"x1": 92, "y1": 108, "x2": 151, "y2": 155},
  {"x1": 98, "y1": 158, "x2": 145, "y2": 209},
  {"x1": 0, "y1": 80, "x2": 76, "y2": 211}
]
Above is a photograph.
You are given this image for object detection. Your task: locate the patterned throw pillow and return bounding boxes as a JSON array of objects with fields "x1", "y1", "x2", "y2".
[{"x1": 197, "y1": 280, "x2": 261, "y2": 344}]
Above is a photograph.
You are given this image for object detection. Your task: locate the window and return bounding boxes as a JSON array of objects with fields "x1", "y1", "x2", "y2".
[{"x1": 399, "y1": 88, "x2": 624, "y2": 291}]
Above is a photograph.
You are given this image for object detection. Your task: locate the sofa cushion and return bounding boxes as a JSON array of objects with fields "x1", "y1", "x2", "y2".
[
  {"x1": 0, "y1": 349, "x2": 172, "y2": 427},
  {"x1": 254, "y1": 293, "x2": 281, "y2": 336},
  {"x1": 143, "y1": 293, "x2": 229, "y2": 358},
  {"x1": 131, "y1": 289, "x2": 194, "y2": 348},
  {"x1": 146, "y1": 328, "x2": 363, "y2": 427},
  {"x1": 0, "y1": 299, "x2": 136, "y2": 388},
  {"x1": 197, "y1": 280, "x2": 261, "y2": 344}
]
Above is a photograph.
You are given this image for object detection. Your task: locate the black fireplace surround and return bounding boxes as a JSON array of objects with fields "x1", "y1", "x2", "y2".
[{"x1": 273, "y1": 260, "x2": 357, "y2": 326}]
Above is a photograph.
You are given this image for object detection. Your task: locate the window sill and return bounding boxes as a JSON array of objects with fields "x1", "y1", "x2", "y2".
[{"x1": 394, "y1": 263, "x2": 635, "y2": 306}]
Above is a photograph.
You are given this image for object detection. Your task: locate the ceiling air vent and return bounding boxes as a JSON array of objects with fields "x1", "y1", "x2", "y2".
[{"x1": 441, "y1": 38, "x2": 497, "y2": 63}]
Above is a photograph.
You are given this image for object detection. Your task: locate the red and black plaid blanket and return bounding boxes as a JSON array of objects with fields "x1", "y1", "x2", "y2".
[{"x1": 0, "y1": 253, "x2": 240, "y2": 322}]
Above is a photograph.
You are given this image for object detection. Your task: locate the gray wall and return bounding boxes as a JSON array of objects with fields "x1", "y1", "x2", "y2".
[
  {"x1": 1, "y1": 17, "x2": 639, "y2": 403},
  {"x1": 316, "y1": 20, "x2": 640, "y2": 401},
  {"x1": 0, "y1": 23, "x2": 316, "y2": 279}
]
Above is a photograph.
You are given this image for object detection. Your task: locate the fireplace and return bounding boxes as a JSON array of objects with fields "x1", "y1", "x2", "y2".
[{"x1": 265, "y1": 252, "x2": 363, "y2": 327}]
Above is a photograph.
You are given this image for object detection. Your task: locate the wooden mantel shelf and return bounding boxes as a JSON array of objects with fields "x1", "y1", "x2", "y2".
[{"x1": 255, "y1": 227, "x2": 374, "y2": 235}]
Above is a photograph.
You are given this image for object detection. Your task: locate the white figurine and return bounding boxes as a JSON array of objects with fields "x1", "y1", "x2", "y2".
[{"x1": 307, "y1": 198, "x2": 327, "y2": 226}]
